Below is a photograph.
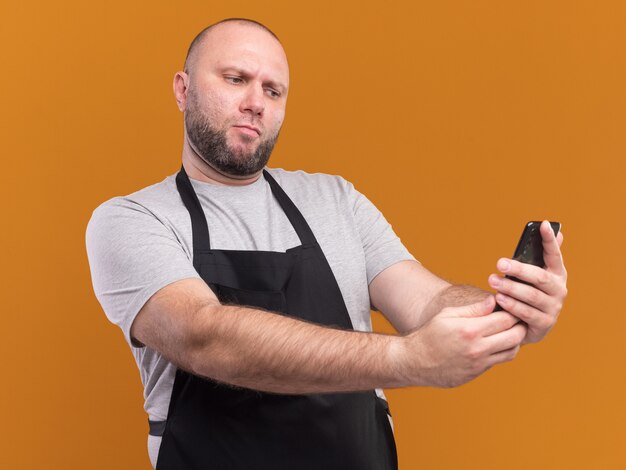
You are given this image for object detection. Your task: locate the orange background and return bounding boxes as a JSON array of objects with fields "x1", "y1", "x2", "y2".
[{"x1": 1, "y1": 1, "x2": 625, "y2": 468}]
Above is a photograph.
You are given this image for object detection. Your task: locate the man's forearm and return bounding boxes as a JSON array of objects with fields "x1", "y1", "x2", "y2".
[
  {"x1": 187, "y1": 303, "x2": 408, "y2": 394},
  {"x1": 421, "y1": 284, "x2": 491, "y2": 326}
]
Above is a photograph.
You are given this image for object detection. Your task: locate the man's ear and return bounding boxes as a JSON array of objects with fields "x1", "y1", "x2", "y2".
[{"x1": 173, "y1": 71, "x2": 189, "y2": 112}]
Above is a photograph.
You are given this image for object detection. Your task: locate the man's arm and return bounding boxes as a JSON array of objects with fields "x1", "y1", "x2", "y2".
[
  {"x1": 368, "y1": 260, "x2": 490, "y2": 333},
  {"x1": 131, "y1": 277, "x2": 526, "y2": 393},
  {"x1": 369, "y1": 221, "x2": 567, "y2": 344}
]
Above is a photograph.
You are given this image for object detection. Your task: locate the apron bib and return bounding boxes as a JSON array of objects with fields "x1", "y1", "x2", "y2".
[{"x1": 153, "y1": 166, "x2": 398, "y2": 470}]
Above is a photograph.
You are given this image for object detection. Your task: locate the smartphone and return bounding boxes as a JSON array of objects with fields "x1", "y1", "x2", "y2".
[
  {"x1": 493, "y1": 221, "x2": 560, "y2": 311},
  {"x1": 509, "y1": 221, "x2": 561, "y2": 282}
]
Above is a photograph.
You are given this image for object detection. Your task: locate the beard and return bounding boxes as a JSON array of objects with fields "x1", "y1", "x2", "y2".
[{"x1": 184, "y1": 93, "x2": 279, "y2": 177}]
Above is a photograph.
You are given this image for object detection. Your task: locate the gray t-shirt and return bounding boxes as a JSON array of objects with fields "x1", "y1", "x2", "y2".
[{"x1": 85, "y1": 166, "x2": 416, "y2": 466}]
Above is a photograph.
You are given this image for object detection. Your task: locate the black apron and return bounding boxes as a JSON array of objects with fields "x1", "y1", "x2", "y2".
[{"x1": 152, "y1": 166, "x2": 398, "y2": 470}]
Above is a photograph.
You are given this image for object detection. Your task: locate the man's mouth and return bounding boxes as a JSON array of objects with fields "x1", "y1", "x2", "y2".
[{"x1": 233, "y1": 124, "x2": 261, "y2": 136}]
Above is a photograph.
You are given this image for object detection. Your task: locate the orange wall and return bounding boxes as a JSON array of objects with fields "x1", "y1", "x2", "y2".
[{"x1": 1, "y1": 1, "x2": 624, "y2": 468}]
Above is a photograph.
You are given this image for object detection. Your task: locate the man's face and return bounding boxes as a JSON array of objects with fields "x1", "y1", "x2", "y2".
[{"x1": 184, "y1": 23, "x2": 289, "y2": 177}]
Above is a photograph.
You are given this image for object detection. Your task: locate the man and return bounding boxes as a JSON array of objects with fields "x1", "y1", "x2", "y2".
[{"x1": 85, "y1": 18, "x2": 567, "y2": 470}]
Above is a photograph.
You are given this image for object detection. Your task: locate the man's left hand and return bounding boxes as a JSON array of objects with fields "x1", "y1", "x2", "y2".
[{"x1": 487, "y1": 220, "x2": 568, "y2": 344}]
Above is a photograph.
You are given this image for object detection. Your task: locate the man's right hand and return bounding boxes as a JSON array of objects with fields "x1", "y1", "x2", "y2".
[{"x1": 401, "y1": 296, "x2": 527, "y2": 388}]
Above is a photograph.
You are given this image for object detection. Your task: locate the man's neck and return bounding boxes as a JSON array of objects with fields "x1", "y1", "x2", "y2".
[{"x1": 181, "y1": 141, "x2": 263, "y2": 187}]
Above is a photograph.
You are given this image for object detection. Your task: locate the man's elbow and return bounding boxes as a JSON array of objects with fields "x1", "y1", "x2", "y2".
[{"x1": 132, "y1": 294, "x2": 223, "y2": 377}]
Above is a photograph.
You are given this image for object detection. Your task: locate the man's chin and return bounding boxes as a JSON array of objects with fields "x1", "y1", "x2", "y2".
[
  {"x1": 227, "y1": 139, "x2": 261, "y2": 154},
  {"x1": 209, "y1": 156, "x2": 266, "y2": 178}
]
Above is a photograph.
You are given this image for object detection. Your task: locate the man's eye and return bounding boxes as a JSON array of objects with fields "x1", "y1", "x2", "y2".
[
  {"x1": 265, "y1": 88, "x2": 280, "y2": 98},
  {"x1": 225, "y1": 76, "x2": 243, "y2": 84}
]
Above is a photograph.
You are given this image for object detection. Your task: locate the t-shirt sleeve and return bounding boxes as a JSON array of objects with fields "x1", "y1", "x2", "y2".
[
  {"x1": 344, "y1": 179, "x2": 418, "y2": 286},
  {"x1": 85, "y1": 198, "x2": 201, "y2": 347}
]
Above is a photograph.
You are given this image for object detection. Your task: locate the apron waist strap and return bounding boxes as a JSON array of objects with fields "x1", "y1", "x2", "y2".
[{"x1": 148, "y1": 420, "x2": 166, "y2": 437}]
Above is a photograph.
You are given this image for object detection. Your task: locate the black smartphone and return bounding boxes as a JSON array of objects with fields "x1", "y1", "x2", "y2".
[
  {"x1": 494, "y1": 221, "x2": 560, "y2": 311},
  {"x1": 509, "y1": 221, "x2": 561, "y2": 280}
]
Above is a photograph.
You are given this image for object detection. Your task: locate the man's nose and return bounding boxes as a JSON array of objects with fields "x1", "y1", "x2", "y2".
[{"x1": 240, "y1": 84, "x2": 265, "y2": 116}]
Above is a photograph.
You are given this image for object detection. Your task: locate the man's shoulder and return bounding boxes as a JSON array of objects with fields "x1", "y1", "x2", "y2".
[
  {"x1": 87, "y1": 173, "x2": 182, "y2": 236},
  {"x1": 91, "y1": 173, "x2": 178, "y2": 216}
]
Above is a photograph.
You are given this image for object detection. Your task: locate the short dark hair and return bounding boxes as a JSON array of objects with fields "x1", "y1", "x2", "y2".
[{"x1": 183, "y1": 18, "x2": 280, "y2": 73}]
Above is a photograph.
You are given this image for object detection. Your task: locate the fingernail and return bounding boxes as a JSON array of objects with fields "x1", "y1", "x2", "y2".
[
  {"x1": 497, "y1": 259, "x2": 510, "y2": 272},
  {"x1": 489, "y1": 275, "x2": 501, "y2": 287},
  {"x1": 496, "y1": 293, "x2": 507, "y2": 304}
]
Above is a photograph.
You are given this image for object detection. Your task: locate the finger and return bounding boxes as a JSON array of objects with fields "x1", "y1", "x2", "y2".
[
  {"x1": 494, "y1": 293, "x2": 551, "y2": 329},
  {"x1": 472, "y1": 311, "x2": 520, "y2": 337},
  {"x1": 448, "y1": 295, "x2": 496, "y2": 318},
  {"x1": 489, "y1": 270, "x2": 557, "y2": 301},
  {"x1": 541, "y1": 220, "x2": 566, "y2": 275},
  {"x1": 485, "y1": 344, "x2": 521, "y2": 368},
  {"x1": 482, "y1": 322, "x2": 527, "y2": 356},
  {"x1": 556, "y1": 231, "x2": 564, "y2": 248},
  {"x1": 495, "y1": 258, "x2": 549, "y2": 287}
]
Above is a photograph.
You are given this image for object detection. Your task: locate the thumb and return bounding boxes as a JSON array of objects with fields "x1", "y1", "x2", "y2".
[{"x1": 448, "y1": 295, "x2": 496, "y2": 318}]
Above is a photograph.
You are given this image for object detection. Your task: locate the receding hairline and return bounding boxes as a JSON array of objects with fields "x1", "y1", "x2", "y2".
[{"x1": 183, "y1": 18, "x2": 282, "y2": 74}]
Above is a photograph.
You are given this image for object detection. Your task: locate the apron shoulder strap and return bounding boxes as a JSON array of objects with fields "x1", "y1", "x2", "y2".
[
  {"x1": 262, "y1": 169, "x2": 318, "y2": 247},
  {"x1": 176, "y1": 165, "x2": 211, "y2": 254}
]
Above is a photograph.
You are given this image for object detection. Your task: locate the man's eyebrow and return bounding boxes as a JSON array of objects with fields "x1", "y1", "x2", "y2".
[{"x1": 221, "y1": 66, "x2": 287, "y2": 93}]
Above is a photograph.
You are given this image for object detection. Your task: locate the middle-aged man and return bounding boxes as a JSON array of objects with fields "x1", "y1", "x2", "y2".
[{"x1": 86, "y1": 18, "x2": 567, "y2": 470}]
